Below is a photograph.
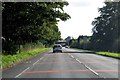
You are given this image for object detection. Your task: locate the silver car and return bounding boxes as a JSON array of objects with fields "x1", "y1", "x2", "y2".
[{"x1": 53, "y1": 44, "x2": 62, "y2": 53}]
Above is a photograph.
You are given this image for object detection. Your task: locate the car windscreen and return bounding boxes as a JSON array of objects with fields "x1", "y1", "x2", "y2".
[{"x1": 53, "y1": 45, "x2": 61, "y2": 48}]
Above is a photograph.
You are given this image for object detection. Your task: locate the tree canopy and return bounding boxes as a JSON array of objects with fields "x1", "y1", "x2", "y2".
[
  {"x1": 68, "y1": 1, "x2": 119, "y2": 53},
  {"x1": 91, "y1": 2, "x2": 119, "y2": 52},
  {"x1": 2, "y1": 2, "x2": 71, "y2": 54}
]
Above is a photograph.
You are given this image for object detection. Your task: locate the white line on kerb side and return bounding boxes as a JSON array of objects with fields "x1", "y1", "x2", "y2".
[{"x1": 15, "y1": 67, "x2": 30, "y2": 78}]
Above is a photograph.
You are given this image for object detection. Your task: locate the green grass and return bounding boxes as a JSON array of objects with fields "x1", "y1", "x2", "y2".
[
  {"x1": 2, "y1": 48, "x2": 50, "y2": 69},
  {"x1": 71, "y1": 48, "x2": 119, "y2": 58},
  {"x1": 96, "y1": 52, "x2": 119, "y2": 58}
]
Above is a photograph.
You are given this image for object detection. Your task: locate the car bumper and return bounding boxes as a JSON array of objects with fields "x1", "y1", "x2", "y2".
[{"x1": 53, "y1": 49, "x2": 62, "y2": 52}]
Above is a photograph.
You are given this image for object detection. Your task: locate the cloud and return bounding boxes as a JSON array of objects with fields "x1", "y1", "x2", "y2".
[
  {"x1": 58, "y1": 0, "x2": 105, "y2": 39},
  {"x1": 69, "y1": 1, "x2": 91, "y2": 7}
]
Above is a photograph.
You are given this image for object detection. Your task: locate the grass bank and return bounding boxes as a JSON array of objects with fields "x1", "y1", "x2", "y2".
[
  {"x1": 96, "y1": 52, "x2": 119, "y2": 58},
  {"x1": 72, "y1": 48, "x2": 120, "y2": 59},
  {"x1": 2, "y1": 48, "x2": 50, "y2": 69}
]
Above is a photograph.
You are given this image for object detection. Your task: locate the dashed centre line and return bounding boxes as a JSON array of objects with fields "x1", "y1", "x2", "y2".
[
  {"x1": 67, "y1": 53, "x2": 101, "y2": 77},
  {"x1": 33, "y1": 57, "x2": 44, "y2": 66},
  {"x1": 15, "y1": 67, "x2": 30, "y2": 78},
  {"x1": 33, "y1": 59, "x2": 40, "y2": 66},
  {"x1": 15, "y1": 56, "x2": 45, "y2": 78}
]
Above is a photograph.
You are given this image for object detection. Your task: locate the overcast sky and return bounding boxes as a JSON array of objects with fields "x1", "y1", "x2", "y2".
[{"x1": 58, "y1": 0, "x2": 105, "y2": 39}]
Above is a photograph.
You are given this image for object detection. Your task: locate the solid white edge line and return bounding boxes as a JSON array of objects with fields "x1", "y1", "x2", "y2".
[{"x1": 15, "y1": 67, "x2": 30, "y2": 78}]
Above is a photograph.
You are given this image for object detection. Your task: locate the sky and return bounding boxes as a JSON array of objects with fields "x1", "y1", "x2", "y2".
[{"x1": 58, "y1": 0, "x2": 105, "y2": 39}]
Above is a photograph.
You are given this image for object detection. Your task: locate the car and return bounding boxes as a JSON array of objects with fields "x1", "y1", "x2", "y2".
[{"x1": 53, "y1": 44, "x2": 62, "y2": 53}]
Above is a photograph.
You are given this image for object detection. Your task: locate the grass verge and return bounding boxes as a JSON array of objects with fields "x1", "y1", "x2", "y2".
[
  {"x1": 2, "y1": 48, "x2": 50, "y2": 69},
  {"x1": 96, "y1": 52, "x2": 119, "y2": 58},
  {"x1": 71, "y1": 48, "x2": 119, "y2": 59}
]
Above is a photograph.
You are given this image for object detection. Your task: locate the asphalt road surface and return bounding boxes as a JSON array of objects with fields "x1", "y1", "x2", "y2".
[{"x1": 2, "y1": 48, "x2": 119, "y2": 79}]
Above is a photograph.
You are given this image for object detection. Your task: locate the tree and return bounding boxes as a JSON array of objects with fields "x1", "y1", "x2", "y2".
[
  {"x1": 91, "y1": 1, "x2": 119, "y2": 52},
  {"x1": 2, "y1": 2, "x2": 71, "y2": 54}
]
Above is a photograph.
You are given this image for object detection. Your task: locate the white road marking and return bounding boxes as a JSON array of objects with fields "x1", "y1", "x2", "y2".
[
  {"x1": 33, "y1": 57, "x2": 44, "y2": 66},
  {"x1": 15, "y1": 67, "x2": 30, "y2": 78},
  {"x1": 71, "y1": 55, "x2": 74, "y2": 58},
  {"x1": 68, "y1": 53, "x2": 100, "y2": 77},
  {"x1": 15, "y1": 56, "x2": 45, "y2": 78},
  {"x1": 39, "y1": 57, "x2": 43, "y2": 60},
  {"x1": 68, "y1": 53, "x2": 75, "y2": 58},
  {"x1": 75, "y1": 58, "x2": 99, "y2": 76},
  {"x1": 75, "y1": 59, "x2": 82, "y2": 64},
  {"x1": 33, "y1": 60, "x2": 40, "y2": 66},
  {"x1": 84, "y1": 65, "x2": 99, "y2": 76},
  {"x1": 68, "y1": 53, "x2": 70, "y2": 56}
]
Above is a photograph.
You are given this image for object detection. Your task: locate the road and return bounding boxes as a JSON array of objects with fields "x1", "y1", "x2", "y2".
[{"x1": 2, "y1": 48, "x2": 119, "y2": 79}]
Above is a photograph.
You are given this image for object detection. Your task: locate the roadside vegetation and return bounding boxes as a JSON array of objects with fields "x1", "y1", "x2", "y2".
[
  {"x1": 96, "y1": 52, "x2": 119, "y2": 58},
  {"x1": 85, "y1": 50, "x2": 119, "y2": 58},
  {"x1": 67, "y1": 1, "x2": 120, "y2": 57},
  {"x1": 72, "y1": 48, "x2": 119, "y2": 59},
  {"x1": 2, "y1": 47, "x2": 50, "y2": 69},
  {"x1": 2, "y1": 2, "x2": 70, "y2": 69},
  {"x1": 2, "y1": 2, "x2": 70, "y2": 55}
]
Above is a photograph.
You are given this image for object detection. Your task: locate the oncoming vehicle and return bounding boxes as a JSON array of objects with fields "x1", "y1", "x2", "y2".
[{"x1": 53, "y1": 44, "x2": 62, "y2": 53}]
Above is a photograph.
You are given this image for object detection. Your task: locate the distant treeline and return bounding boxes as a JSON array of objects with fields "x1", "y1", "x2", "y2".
[
  {"x1": 69, "y1": 2, "x2": 120, "y2": 53},
  {"x1": 2, "y1": 2, "x2": 71, "y2": 54}
]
